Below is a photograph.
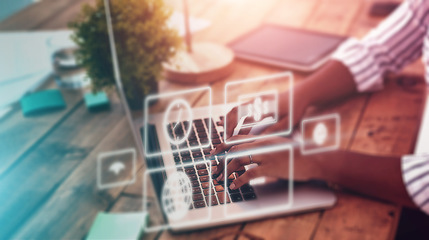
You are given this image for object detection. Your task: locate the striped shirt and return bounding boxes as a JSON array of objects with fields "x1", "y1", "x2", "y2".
[{"x1": 333, "y1": 0, "x2": 429, "y2": 214}]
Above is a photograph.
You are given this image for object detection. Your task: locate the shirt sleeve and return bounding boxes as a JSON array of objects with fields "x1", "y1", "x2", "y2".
[
  {"x1": 332, "y1": 0, "x2": 429, "y2": 92},
  {"x1": 402, "y1": 154, "x2": 429, "y2": 214}
]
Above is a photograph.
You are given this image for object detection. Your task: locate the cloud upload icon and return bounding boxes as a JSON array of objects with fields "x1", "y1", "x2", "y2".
[{"x1": 109, "y1": 161, "x2": 126, "y2": 175}]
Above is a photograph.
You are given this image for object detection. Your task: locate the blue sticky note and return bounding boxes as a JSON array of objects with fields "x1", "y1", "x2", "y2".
[
  {"x1": 20, "y1": 89, "x2": 66, "y2": 117},
  {"x1": 84, "y1": 91, "x2": 110, "y2": 112},
  {"x1": 87, "y1": 212, "x2": 147, "y2": 240}
]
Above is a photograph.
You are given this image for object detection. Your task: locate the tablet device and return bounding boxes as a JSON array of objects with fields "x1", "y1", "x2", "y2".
[{"x1": 228, "y1": 24, "x2": 346, "y2": 72}]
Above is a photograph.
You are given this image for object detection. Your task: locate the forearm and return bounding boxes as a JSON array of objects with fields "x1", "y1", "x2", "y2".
[
  {"x1": 296, "y1": 60, "x2": 358, "y2": 107},
  {"x1": 309, "y1": 150, "x2": 416, "y2": 207}
]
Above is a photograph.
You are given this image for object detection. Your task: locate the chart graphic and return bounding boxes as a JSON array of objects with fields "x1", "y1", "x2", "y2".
[
  {"x1": 224, "y1": 72, "x2": 293, "y2": 144},
  {"x1": 237, "y1": 90, "x2": 278, "y2": 129}
]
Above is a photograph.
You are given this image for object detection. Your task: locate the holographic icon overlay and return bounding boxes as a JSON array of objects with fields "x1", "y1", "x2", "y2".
[
  {"x1": 144, "y1": 87, "x2": 212, "y2": 157},
  {"x1": 237, "y1": 90, "x2": 278, "y2": 129},
  {"x1": 161, "y1": 171, "x2": 193, "y2": 221},
  {"x1": 97, "y1": 148, "x2": 137, "y2": 190},
  {"x1": 313, "y1": 122, "x2": 328, "y2": 146},
  {"x1": 222, "y1": 144, "x2": 294, "y2": 219},
  {"x1": 300, "y1": 113, "x2": 340, "y2": 155},
  {"x1": 225, "y1": 72, "x2": 293, "y2": 145},
  {"x1": 163, "y1": 98, "x2": 193, "y2": 145},
  {"x1": 143, "y1": 161, "x2": 213, "y2": 232}
]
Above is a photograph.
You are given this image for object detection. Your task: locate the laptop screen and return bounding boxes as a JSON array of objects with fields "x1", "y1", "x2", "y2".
[{"x1": 103, "y1": 0, "x2": 170, "y2": 229}]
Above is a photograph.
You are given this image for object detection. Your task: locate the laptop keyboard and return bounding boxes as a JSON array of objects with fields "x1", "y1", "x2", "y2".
[{"x1": 169, "y1": 118, "x2": 257, "y2": 209}]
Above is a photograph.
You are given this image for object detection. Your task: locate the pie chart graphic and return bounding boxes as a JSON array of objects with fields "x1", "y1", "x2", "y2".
[{"x1": 161, "y1": 171, "x2": 193, "y2": 221}]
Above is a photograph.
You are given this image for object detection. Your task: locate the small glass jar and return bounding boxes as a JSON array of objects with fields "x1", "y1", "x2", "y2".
[{"x1": 47, "y1": 34, "x2": 91, "y2": 89}]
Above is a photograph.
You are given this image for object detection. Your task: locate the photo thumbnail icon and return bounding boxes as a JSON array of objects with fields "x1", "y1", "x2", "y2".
[{"x1": 300, "y1": 113, "x2": 340, "y2": 155}]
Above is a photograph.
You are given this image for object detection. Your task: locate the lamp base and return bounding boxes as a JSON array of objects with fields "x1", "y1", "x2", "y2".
[{"x1": 164, "y1": 42, "x2": 234, "y2": 84}]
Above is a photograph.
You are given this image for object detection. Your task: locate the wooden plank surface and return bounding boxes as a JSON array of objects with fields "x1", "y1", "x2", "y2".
[
  {"x1": 304, "y1": 0, "x2": 362, "y2": 35},
  {"x1": 314, "y1": 192, "x2": 401, "y2": 240},
  {"x1": 0, "y1": 80, "x2": 84, "y2": 176},
  {"x1": 192, "y1": 0, "x2": 281, "y2": 45},
  {"x1": 350, "y1": 76, "x2": 426, "y2": 156},
  {"x1": 0, "y1": 0, "x2": 91, "y2": 30},
  {"x1": 0, "y1": 94, "x2": 124, "y2": 240},
  {"x1": 10, "y1": 117, "x2": 137, "y2": 239},
  {"x1": 265, "y1": 0, "x2": 318, "y2": 27}
]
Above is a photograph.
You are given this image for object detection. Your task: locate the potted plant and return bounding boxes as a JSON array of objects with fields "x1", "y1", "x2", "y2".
[{"x1": 69, "y1": 0, "x2": 182, "y2": 109}]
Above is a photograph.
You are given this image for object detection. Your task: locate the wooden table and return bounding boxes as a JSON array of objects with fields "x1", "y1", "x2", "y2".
[{"x1": 0, "y1": 0, "x2": 426, "y2": 239}]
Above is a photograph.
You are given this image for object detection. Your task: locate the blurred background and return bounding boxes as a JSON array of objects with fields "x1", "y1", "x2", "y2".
[{"x1": 1, "y1": 0, "x2": 429, "y2": 239}]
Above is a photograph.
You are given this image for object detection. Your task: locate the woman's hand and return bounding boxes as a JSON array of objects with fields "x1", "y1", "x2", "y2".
[
  {"x1": 211, "y1": 135, "x2": 256, "y2": 177},
  {"x1": 211, "y1": 136, "x2": 322, "y2": 190}
]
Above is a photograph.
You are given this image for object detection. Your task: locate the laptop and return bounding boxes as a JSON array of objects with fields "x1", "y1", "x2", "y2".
[{"x1": 104, "y1": 7, "x2": 336, "y2": 232}]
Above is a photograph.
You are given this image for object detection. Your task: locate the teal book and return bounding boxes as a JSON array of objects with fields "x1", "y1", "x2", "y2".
[
  {"x1": 20, "y1": 89, "x2": 66, "y2": 117},
  {"x1": 87, "y1": 212, "x2": 148, "y2": 240},
  {"x1": 84, "y1": 91, "x2": 110, "y2": 112}
]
